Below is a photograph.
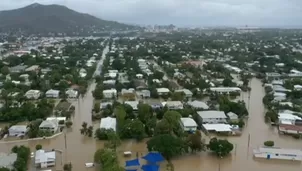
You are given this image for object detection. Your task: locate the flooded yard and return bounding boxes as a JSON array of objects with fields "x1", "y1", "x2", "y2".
[{"x1": 0, "y1": 78, "x2": 301, "y2": 171}]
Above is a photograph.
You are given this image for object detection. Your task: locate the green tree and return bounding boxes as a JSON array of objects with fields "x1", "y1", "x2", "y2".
[
  {"x1": 0, "y1": 66, "x2": 9, "y2": 75},
  {"x1": 115, "y1": 106, "x2": 126, "y2": 131},
  {"x1": 120, "y1": 119, "x2": 145, "y2": 141},
  {"x1": 63, "y1": 163, "x2": 72, "y2": 171},
  {"x1": 137, "y1": 103, "x2": 152, "y2": 123},
  {"x1": 65, "y1": 121, "x2": 73, "y2": 128},
  {"x1": 147, "y1": 134, "x2": 185, "y2": 160},
  {"x1": 154, "y1": 119, "x2": 172, "y2": 135},
  {"x1": 163, "y1": 111, "x2": 183, "y2": 135},
  {"x1": 222, "y1": 78, "x2": 234, "y2": 87},
  {"x1": 35, "y1": 144, "x2": 42, "y2": 150},
  {"x1": 207, "y1": 137, "x2": 234, "y2": 157},
  {"x1": 93, "y1": 103, "x2": 101, "y2": 113},
  {"x1": 264, "y1": 140, "x2": 274, "y2": 147},
  {"x1": 187, "y1": 131, "x2": 205, "y2": 152},
  {"x1": 105, "y1": 131, "x2": 121, "y2": 149},
  {"x1": 171, "y1": 92, "x2": 185, "y2": 101}
]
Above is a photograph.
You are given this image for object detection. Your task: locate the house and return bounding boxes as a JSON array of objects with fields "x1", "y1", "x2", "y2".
[
  {"x1": 100, "y1": 102, "x2": 113, "y2": 109},
  {"x1": 100, "y1": 117, "x2": 116, "y2": 131},
  {"x1": 156, "y1": 88, "x2": 170, "y2": 95},
  {"x1": 294, "y1": 85, "x2": 302, "y2": 91},
  {"x1": 39, "y1": 120, "x2": 59, "y2": 133},
  {"x1": 124, "y1": 101, "x2": 139, "y2": 110},
  {"x1": 164, "y1": 101, "x2": 183, "y2": 110},
  {"x1": 197, "y1": 110, "x2": 227, "y2": 124},
  {"x1": 121, "y1": 89, "x2": 135, "y2": 97},
  {"x1": 25, "y1": 90, "x2": 41, "y2": 99},
  {"x1": 137, "y1": 90, "x2": 151, "y2": 98},
  {"x1": 103, "y1": 89, "x2": 117, "y2": 99},
  {"x1": 25, "y1": 65, "x2": 39, "y2": 72},
  {"x1": 79, "y1": 68, "x2": 87, "y2": 78},
  {"x1": 146, "y1": 101, "x2": 163, "y2": 109},
  {"x1": 253, "y1": 147, "x2": 302, "y2": 161},
  {"x1": 8, "y1": 125, "x2": 27, "y2": 136},
  {"x1": 202, "y1": 123, "x2": 235, "y2": 133},
  {"x1": 9, "y1": 65, "x2": 27, "y2": 73},
  {"x1": 187, "y1": 100, "x2": 209, "y2": 110},
  {"x1": 103, "y1": 80, "x2": 116, "y2": 86},
  {"x1": 65, "y1": 89, "x2": 78, "y2": 98},
  {"x1": 0, "y1": 153, "x2": 17, "y2": 170},
  {"x1": 227, "y1": 112, "x2": 239, "y2": 122},
  {"x1": 45, "y1": 89, "x2": 60, "y2": 98},
  {"x1": 136, "y1": 74, "x2": 143, "y2": 79},
  {"x1": 209, "y1": 87, "x2": 241, "y2": 94},
  {"x1": 35, "y1": 150, "x2": 56, "y2": 168},
  {"x1": 175, "y1": 89, "x2": 193, "y2": 98},
  {"x1": 47, "y1": 117, "x2": 66, "y2": 125},
  {"x1": 180, "y1": 118, "x2": 198, "y2": 132}
]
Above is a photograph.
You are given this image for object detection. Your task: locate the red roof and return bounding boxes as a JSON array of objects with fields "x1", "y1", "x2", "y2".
[{"x1": 279, "y1": 124, "x2": 302, "y2": 131}]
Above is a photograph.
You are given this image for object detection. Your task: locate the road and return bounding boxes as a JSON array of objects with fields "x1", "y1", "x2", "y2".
[{"x1": 94, "y1": 44, "x2": 109, "y2": 77}]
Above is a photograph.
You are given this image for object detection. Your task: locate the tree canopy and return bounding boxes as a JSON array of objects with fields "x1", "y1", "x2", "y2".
[{"x1": 207, "y1": 137, "x2": 234, "y2": 157}]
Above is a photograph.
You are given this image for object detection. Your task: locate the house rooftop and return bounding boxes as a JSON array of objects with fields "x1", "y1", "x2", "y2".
[
  {"x1": 0, "y1": 153, "x2": 17, "y2": 169},
  {"x1": 35, "y1": 150, "x2": 56, "y2": 164},
  {"x1": 181, "y1": 118, "x2": 197, "y2": 127},
  {"x1": 197, "y1": 110, "x2": 227, "y2": 119},
  {"x1": 100, "y1": 117, "x2": 116, "y2": 131}
]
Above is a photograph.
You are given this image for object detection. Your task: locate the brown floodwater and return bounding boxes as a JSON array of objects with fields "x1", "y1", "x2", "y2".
[
  {"x1": 171, "y1": 77, "x2": 302, "y2": 171},
  {"x1": 1, "y1": 75, "x2": 302, "y2": 171}
]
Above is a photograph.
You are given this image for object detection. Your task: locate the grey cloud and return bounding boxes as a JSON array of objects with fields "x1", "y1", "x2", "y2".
[{"x1": 0, "y1": 0, "x2": 302, "y2": 27}]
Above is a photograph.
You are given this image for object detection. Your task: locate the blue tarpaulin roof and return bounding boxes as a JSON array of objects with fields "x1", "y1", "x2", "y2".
[
  {"x1": 141, "y1": 165, "x2": 159, "y2": 171},
  {"x1": 142, "y1": 152, "x2": 165, "y2": 163},
  {"x1": 125, "y1": 158, "x2": 140, "y2": 167}
]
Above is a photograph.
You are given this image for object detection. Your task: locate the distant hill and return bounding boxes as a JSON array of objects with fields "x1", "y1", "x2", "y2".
[{"x1": 0, "y1": 3, "x2": 139, "y2": 35}]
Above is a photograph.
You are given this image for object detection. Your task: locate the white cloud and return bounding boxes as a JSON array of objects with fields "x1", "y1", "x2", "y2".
[{"x1": 0, "y1": 0, "x2": 302, "y2": 27}]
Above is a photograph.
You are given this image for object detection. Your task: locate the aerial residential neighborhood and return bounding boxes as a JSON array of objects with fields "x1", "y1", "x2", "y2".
[{"x1": 0, "y1": 2, "x2": 301, "y2": 171}]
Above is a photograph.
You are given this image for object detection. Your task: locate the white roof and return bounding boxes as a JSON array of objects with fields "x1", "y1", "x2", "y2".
[
  {"x1": 103, "y1": 89, "x2": 117, "y2": 94},
  {"x1": 46, "y1": 89, "x2": 59, "y2": 94},
  {"x1": 197, "y1": 110, "x2": 227, "y2": 119},
  {"x1": 100, "y1": 117, "x2": 116, "y2": 131},
  {"x1": 210, "y1": 87, "x2": 241, "y2": 92},
  {"x1": 181, "y1": 118, "x2": 197, "y2": 127},
  {"x1": 187, "y1": 100, "x2": 209, "y2": 109},
  {"x1": 278, "y1": 113, "x2": 301, "y2": 120},
  {"x1": 156, "y1": 88, "x2": 170, "y2": 93},
  {"x1": 254, "y1": 147, "x2": 302, "y2": 156},
  {"x1": 35, "y1": 150, "x2": 55, "y2": 164},
  {"x1": 227, "y1": 112, "x2": 238, "y2": 118},
  {"x1": 124, "y1": 101, "x2": 139, "y2": 110},
  {"x1": 9, "y1": 125, "x2": 27, "y2": 132},
  {"x1": 47, "y1": 117, "x2": 66, "y2": 121},
  {"x1": 274, "y1": 92, "x2": 286, "y2": 97},
  {"x1": 203, "y1": 124, "x2": 232, "y2": 132}
]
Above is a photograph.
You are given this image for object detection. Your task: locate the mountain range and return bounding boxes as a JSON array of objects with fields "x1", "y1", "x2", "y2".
[{"x1": 0, "y1": 3, "x2": 138, "y2": 35}]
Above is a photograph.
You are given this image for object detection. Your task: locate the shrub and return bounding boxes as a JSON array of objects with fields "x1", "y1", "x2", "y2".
[
  {"x1": 264, "y1": 140, "x2": 274, "y2": 147},
  {"x1": 58, "y1": 120, "x2": 65, "y2": 124},
  {"x1": 65, "y1": 121, "x2": 73, "y2": 128},
  {"x1": 35, "y1": 144, "x2": 42, "y2": 150}
]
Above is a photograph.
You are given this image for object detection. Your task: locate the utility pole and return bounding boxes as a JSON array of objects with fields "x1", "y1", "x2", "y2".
[{"x1": 247, "y1": 133, "x2": 251, "y2": 159}]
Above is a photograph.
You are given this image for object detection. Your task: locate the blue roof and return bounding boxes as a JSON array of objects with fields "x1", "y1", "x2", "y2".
[
  {"x1": 142, "y1": 152, "x2": 165, "y2": 163},
  {"x1": 141, "y1": 165, "x2": 159, "y2": 171},
  {"x1": 125, "y1": 158, "x2": 140, "y2": 167}
]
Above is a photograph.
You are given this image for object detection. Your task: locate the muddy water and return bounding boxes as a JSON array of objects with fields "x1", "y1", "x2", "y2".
[
  {"x1": 172, "y1": 78, "x2": 302, "y2": 171},
  {"x1": 1, "y1": 73, "x2": 302, "y2": 171}
]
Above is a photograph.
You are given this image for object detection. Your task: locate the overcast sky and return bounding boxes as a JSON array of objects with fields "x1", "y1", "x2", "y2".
[{"x1": 0, "y1": 0, "x2": 301, "y2": 27}]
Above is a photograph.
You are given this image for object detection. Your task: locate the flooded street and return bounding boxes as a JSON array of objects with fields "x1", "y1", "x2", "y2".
[
  {"x1": 1, "y1": 72, "x2": 302, "y2": 171},
  {"x1": 172, "y1": 78, "x2": 302, "y2": 171}
]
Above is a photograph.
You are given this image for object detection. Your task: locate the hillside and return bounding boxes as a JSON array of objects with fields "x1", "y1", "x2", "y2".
[{"x1": 0, "y1": 3, "x2": 138, "y2": 35}]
